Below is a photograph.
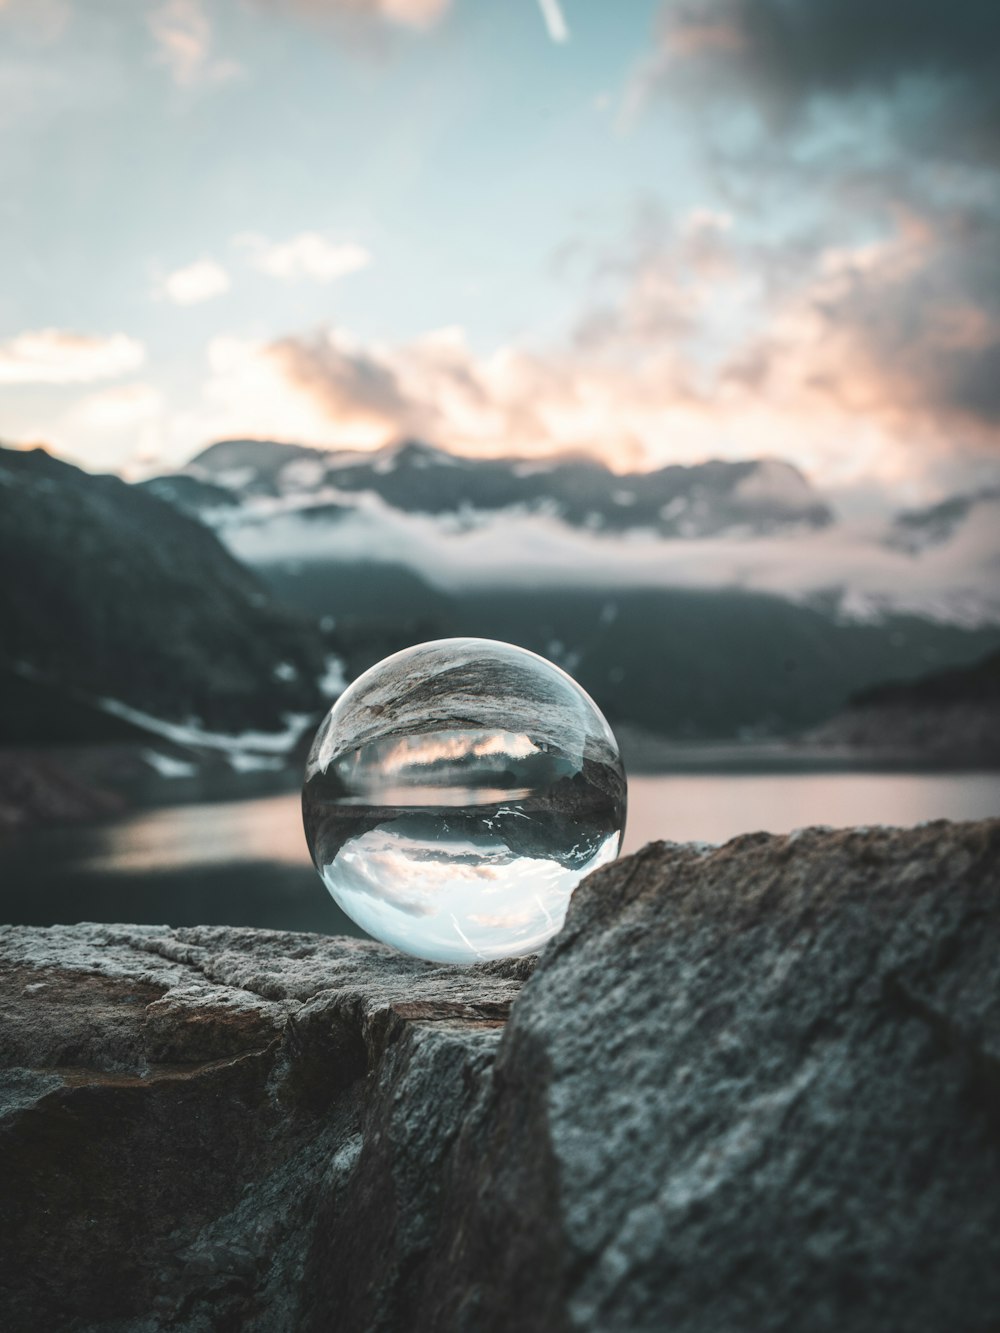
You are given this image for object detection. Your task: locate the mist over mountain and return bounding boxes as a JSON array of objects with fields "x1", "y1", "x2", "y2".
[
  {"x1": 6, "y1": 434, "x2": 995, "y2": 752},
  {"x1": 146, "y1": 436, "x2": 1000, "y2": 628},
  {"x1": 256, "y1": 565, "x2": 1000, "y2": 740},
  {"x1": 0, "y1": 445, "x2": 332, "y2": 748},
  {"x1": 148, "y1": 437, "x2": 834, "y2": 538},
  {"x1": 886, "y1": 487, "x2": 1000, "y2": 555},
  {"x1": 137, "y1": 437, "x2": 1000, "y2": 742}
]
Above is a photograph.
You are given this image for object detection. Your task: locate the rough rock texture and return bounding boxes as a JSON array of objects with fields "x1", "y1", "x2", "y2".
[{"x1": 2, "y1": 820, "x2": 999, "y2": 1331}]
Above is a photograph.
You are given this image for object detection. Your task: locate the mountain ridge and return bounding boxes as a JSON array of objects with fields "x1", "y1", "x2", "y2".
[
  {"x1": 135, "y1": 437, "x2": 1000, "y2": 742},
  {"x1": 807, "y1": 646, "x2": 1000, "y2": 765},
  {"x1": 0, "y1": 444, "x2": 333, "y2": 746},
  {"x1": 149, "y1": 436, "x2": 835, "y2": 539}
]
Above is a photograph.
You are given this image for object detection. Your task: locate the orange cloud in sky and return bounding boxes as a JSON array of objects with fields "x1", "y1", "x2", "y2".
[
  {"x1": 187, "y1": 323, "x2": 887, "y2": 487},
  {"x1": 664, "y1": 18, "x2": 744, "y2": 57},
  {"x1": 0, "y1": 329, "x2": 145, "y2": 384},
  {"x1": 259, "y1": 0, "x2": 452, "y2": 31},
  {"x1": 10, "y1": 195, "x2": 997, "y2": 495},
  {"x1": 177, "y1": 204, "x2": 992, "y2": 491},
  {"x1": 8, "y1": 187, "x2": 996, "y2": 497},
  {"x1": 725, "y1": 210, "x2": 1000, "y2": 460}
]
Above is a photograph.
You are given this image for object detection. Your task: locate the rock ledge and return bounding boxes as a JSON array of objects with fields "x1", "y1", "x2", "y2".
[{"x1": 2, "y1": 820, "x2": 999, "y2": 1332}]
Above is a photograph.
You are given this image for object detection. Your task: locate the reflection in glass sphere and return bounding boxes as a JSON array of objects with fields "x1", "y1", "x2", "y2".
[{"x1": 302, "y1": 638, "x2": 627, "y2": 963}]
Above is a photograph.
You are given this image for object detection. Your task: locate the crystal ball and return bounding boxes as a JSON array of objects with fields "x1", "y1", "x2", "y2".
[{"x1": 302, "y1": 637, "x2": 626, "y2": 963}]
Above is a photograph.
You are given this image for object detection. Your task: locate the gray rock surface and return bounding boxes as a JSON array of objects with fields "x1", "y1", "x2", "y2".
[{"x1": 2, "y1": 820, "x2": 999, "y2": 1331}]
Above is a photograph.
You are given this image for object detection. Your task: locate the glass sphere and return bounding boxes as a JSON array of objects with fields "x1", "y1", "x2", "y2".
[{"x1": 302, "y1": 637, "x2": 626, "y2": 963}]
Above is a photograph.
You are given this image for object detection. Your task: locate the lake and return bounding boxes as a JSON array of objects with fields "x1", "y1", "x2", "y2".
[{"x1": 2, "y1": 771, "x2": 997, "y2": 936}]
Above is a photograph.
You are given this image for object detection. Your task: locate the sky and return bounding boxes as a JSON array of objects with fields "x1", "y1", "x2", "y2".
[{"x1": 0, "y1": 0, "x2": 998, "y2": 504}]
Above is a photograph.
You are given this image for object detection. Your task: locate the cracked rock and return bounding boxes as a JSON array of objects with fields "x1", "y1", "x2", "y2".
[{"x1": 1, "y1": 820, "x2": 999, "y2": 1331}]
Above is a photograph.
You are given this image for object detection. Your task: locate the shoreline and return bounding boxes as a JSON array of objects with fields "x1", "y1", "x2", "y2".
[{"x1": 3, "y1": 732, "x2": 1000, "y2": 835}]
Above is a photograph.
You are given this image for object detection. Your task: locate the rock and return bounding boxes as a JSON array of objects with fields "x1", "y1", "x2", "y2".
[
  {"x1": 425, "y1": 819, "x2": 1000, "y2": 1333},
  {"x1": 0, "y1": 925, "x2": 528, "y2": 1331},
  {"x1": 2, "y1": 820, "x2": 999, "y2": 1331}
]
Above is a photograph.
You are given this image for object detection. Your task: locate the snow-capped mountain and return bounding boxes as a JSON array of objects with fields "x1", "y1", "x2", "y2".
[
  {"x1": 128, "y1": 435, "x2": 1000, "y2": 742},
  {"x1": 142, "y1": 437, "x2": 1000, "y2": 632},
  {"x1": 2, "y1": 434, "x2": 996, "y2": 749},
  {"x1": 145, "y1": 437, "x2": 834, "y2": 538}
]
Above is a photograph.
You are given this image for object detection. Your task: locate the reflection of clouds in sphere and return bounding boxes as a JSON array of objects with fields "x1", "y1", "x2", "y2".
[{"x1": 302, "y1": 638, "x2": 627, "y2": 963}]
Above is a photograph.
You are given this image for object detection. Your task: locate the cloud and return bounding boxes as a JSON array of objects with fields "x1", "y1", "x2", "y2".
[
  {"x1": 189, "y1": 315, "x2": 850, "y2": 483},
  {"x1": 222, "y1": 485, "x2": 1000, "y2": 628},
  {"x1": 189, "y1": 333, "x2": 401, "y2": 451},
  {"x1": 619, "y1": 0, "x2": 1000, "y2": 474},
  {"x1": 189, "y1": 331, "x2": 421, "y2": 452},
  {"x1": 261, "y1": 0, "x2": 452, "y2": 31},
  {"x1": 639, "y1": 0, "x2": 1000, "y2": 162},
  {"x1": 156, "y1": 257, "x2": 231, "y2": 305},
  {"x1": 0, "y1": 329, "x2": 145, "y2": 384},
  {"x1": 270, "y1": 329, "x2": 414, "y2": 426},
  {"x1": 381, "y1": 0, "x2": 449, "y2": 22},
  {"x1": 236, "y1": 232, "x2": 371, "y2": 282},
  {"x1": 67, "y1": 383, "x2": 164, "y2": 430},
  {"x1": 573, "y1": 204, "x2": 740, "y2": 352},
  {"x1": 193, "y1": 186, "x2": 998, "y2": 491},
  {"x1": 0, "y1": 0, "x2": 71, "y2": 44},
  {"x1": 149, "y1": 0, "x2": 243, "y2": 87},
  {"x1": 721, "y1": 200, "x2": 1000, "y2": 440}
]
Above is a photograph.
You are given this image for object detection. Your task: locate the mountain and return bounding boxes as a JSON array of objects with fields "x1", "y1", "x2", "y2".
[
  {"x1": 809, "y1": 648, "x2": 1000, "y2": 765},
  {"x1": 0, "y1": 445, "x2": 334, "y2": 748},
  {"x1": 852, "y1": 647, "x2": 1000, "y2": 711},
  {"x1": 886, "y1": 486, "x2": 1000, "y2": 554},
  {"x1": 229, "y1": 560, "x2": 1000, "y2": 741},
  {"x1": 149, "y1": 437, "x2": 834, "y2": 537},
  {"x1": 446, "y1": 585, "x2": 1000, "y2": 740},
  {"x1": 139, "y1": 437, "x2": 1000, "y2": 743},
  {"x1": 144, "y1": 438, "x2": 1000, "y2": 633}
]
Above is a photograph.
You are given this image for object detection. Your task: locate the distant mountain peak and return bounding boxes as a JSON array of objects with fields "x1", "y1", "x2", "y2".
[
  {"x1": 176, "y1": 436, "x2": 833, "y2": 538},
  {"x1": 887, "y1": 486, "x2": 1000, "y2": 554}
]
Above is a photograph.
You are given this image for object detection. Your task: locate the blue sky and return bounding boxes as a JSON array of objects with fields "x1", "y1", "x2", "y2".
[
  {"x1": 1, "y1": 0, "x2": 998, "y2": 501},
  {"x1": 4, "y1": 2, "x2": 662, "y2": 342}
]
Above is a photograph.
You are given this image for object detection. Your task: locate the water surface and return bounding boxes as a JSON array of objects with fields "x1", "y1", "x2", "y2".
[{"x1": 2, "y1": 772, "x2": 996, "y2": 934}]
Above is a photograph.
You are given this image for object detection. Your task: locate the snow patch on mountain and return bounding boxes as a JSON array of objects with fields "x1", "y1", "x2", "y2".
[
  {"x1": 319, "y1": 654, "x2": 348, "y2": 697},
  {"x1": 141, "y1": 750, "x2": 198, "y2": 779},
  {"x1": 98, "y1": 697, "x2": 314, "y2": 757}
]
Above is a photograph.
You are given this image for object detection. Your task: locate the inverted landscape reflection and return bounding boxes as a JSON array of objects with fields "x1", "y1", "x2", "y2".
[
  {"x1": 302, "y1": 639, "x2": 626, "y2": 963},
  {"x1": 0, "y1": 772, "x2": 996, "y2": 936}
]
